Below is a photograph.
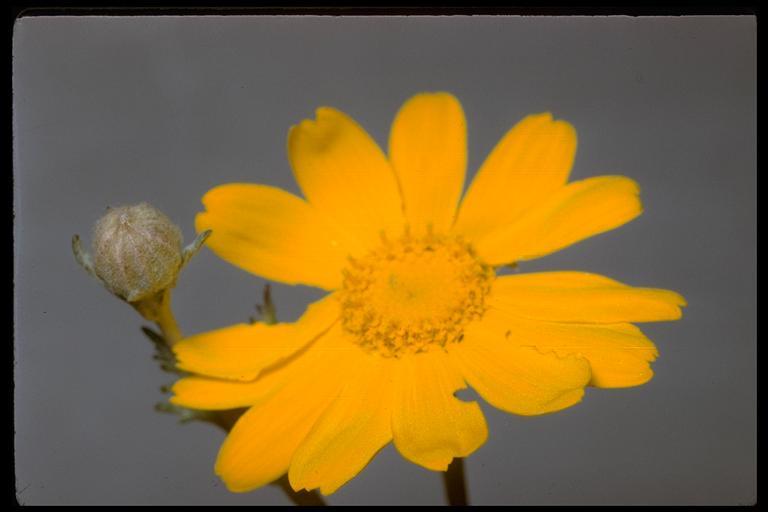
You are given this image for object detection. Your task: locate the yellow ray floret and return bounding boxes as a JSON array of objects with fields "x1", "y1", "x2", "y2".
[
  {"x1": 489, "y1": 271, "x2": 686, "y2": 323},
  {"x1": 196, "y1": 184, "x2": 357, "y2": 290},
  {"x1": 450, "y1": 320, "x2": 592, "y2": 416},
  {"x1": 454, "y1": 112, "x2": 576, "y2": 240},
  {"x1": 289, "y1": 352, "x2": 395, "y2": 495},
  {"x1": 471, "y1": 176, "x2": 643, "y2": 265},
  {"x1": 389, "y1": 92, "x2": 467, "y2": 234},
  {"x1": 288, "y1": 107, "x2": 404, "y2": 252},
  {"x1": 174, "y1": 294, "x2": 338, "y2": 381},
  {"x1": 391, "y1": 350, "x2": 488, "y2": 471}
]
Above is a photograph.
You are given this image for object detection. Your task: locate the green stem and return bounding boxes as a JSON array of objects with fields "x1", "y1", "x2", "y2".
[
  {"x1": 155, "y1": 289, "x2": 182, "y2": 345},
  {"x1": 443, "y1": 458, "x2": 468, "y2": 506}
]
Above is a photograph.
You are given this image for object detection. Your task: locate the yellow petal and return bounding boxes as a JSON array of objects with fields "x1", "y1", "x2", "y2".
[
  {"x1": 482, "y1": 309, "x2": 659, "y2": 388},
  {"x1": 171, "y1": 325, "x2": 340, "y2": 410},
  {"x1": 215, "y1": 325, "x2": 364, "y2": 493},
  {"x1": 173, "y1": 294, "x2": 339, "y2": 381},
  {"x1": 454, "y1": 113, "x2": 576, "y2": 239},
  {"x1": 391, "y1": 350, "x2": 488, "y2": 471},
  {"x1": 473, "y1": 176, "x2": 643, "y2": 265},
  {"x1": 288, "y1": 107, "x2": 404, "y2": 251},
  {"x1": 196, "y1": 184, "x2": 358, "y2": 290},
  {"x1": 388, "y1": 92, "x2": 466, "y2": 233},
  {"x1": 171, "y1": 375, "x2": 278, "y2": 410},
  {"x1": 451, "y1": 316, "x2": 591, "y2": 416},
  {"x1": 490, "y1": 271, "x2": 686, "y2": 323},
  {"x1": 289, "y1": 352, "x2": 394, "y2": 495}
]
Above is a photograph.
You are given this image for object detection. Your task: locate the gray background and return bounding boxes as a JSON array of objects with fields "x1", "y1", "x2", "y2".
[{"x1": 13, "y1": 16, "x2": 755, "y2": 505}]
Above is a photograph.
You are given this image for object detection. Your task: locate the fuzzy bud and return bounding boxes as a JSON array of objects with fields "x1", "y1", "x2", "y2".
[{"x1": 90, "y1": 203, "x2": 183, "y2": 302}]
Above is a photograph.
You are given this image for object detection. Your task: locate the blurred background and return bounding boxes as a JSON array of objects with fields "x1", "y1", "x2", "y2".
[{"x1": 13, "y1": 15, "x2": 755, "y2": 505}]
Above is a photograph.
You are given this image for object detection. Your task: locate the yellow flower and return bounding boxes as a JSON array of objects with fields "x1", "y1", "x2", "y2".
[{"x1": 171, "y1": 92, "x2": 686, "y2": 495}]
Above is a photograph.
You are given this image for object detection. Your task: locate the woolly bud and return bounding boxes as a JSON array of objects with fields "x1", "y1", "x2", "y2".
[{"x1": 90, "y1": 203, "x2": 183, "y2": 302}]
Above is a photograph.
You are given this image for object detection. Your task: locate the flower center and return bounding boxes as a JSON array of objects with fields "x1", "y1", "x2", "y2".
[{"x1": 339, "y1": 230, "x2": 494, "y2": 358}]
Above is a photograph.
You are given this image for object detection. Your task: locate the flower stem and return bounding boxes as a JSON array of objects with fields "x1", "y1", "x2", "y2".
[
  {"x1": 443, "y1": 458, "x2": 468, "y2": 506},
  {"x1": 155, "y1": 289, "x2": 182, "y2": 345}
]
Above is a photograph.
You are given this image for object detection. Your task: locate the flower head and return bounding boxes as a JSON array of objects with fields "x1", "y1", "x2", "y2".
[{"x1": 171, "y1": 93, "x2": 685, "y2": 495}]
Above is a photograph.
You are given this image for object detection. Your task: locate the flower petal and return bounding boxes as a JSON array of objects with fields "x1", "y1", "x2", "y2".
[
  {"x1": 391, "y1": 351, "x2": 488, "y2": 471},
  {"x1": 389, "y1": 92, "x2": 466, "y2": 233},
  {"x1": 196, "y1": 184, "x2": 358, "y2": 290},
  {"x1": 451, "y1": 316, "x2": 591, "y2": 416},
  {"x1": 171, "y1": 375, "x2": 279, "y2": 410},
  {"x1": 288, "y1": 107, "x2": 404, "y2": 251},
  {"x1": 289, "y1": 351, "x2": 394, "y2": 495},
  {"x1": 472, "y1": 176, "x2": 643, "y2": 265},
  {"x1": 173, "y1": 294, "x2": 339, "y2": 381},
  {"x1": 214, "y1": 325, "x2": 363, "y2": 493},
  {"x1": 454, "y1": 113, "x2": 576, "y2": 239},
  {"x1": 490, "y1": 271, "x2": 686, "y2": 323},
  {"x1": 481, "y1": 309, "x2": 659, "y2": 388},
  {"x1": 171, "y1": 325, "x2": 340, "y2": 410}
]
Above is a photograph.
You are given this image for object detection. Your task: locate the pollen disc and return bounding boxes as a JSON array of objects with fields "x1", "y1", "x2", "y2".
[{"x1": 339, "y1": 231, "x2": 494, "y2": 357}]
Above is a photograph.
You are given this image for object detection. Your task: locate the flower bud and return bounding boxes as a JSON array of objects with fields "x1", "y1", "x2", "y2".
[{"x1": 90, "y1": 203, "x2": 183, "y2": 302}]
